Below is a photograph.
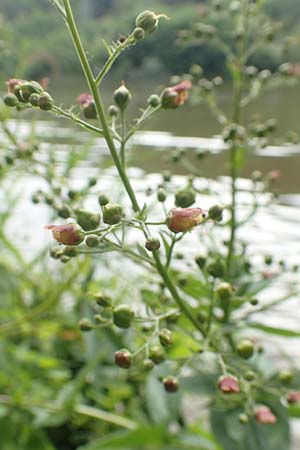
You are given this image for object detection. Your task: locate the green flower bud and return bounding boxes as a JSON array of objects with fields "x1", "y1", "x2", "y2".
[
  {"x1": 279, "y1": 370, "x2": 293, "y2": 385},
  {"x1": 98, "y1": 193, "x2": 110, "y2": 206},
  {"x1": 195, "y1": 254, "x2": 207, "y2": 269},
  {"x1": 237, "y1": 339, "x2": 254, "y2": 359},
  {"x1": 114, "y1": 83, "x2": 131, "y2": 111},
  {"x1": 217, "y1": 282, "x2": 233, "y2": 302},
  {"x1": 3, "y1": 93, "x2": 18, "y2": 107},
  {"x1": 148, "y1": 345, "x2": 165, "y2": 364},
  {"x1": 250, "y1": 298, "x2": 259, "y2": 306},
  {"x1": 143, "y1": 358, "x2": 155, "y2": 371},
  {"x1": 93, "y1": 293, "x2": 112, "y2": 307},
  {"x1": 115, "y1": 349, "x2": 132, "y2": 369},
  {"x1": 88, "y1": 176, "x2": 97, "y2": 187},
  {"x1": 108, "y1": 105, "x2": 118, "y2": 117},
  {"x1": 79, "y1": 318, "x2": 93, "y2": 332},
  {"x1": 207, "y1": 258, "x2": 225, "y2": 278},
  {"x1": 38, "y1": 92, "x2": 54, "y2": 111},
  {"x1": 133, "y1": 27, "x2": 145, "y2": 40},
  {"x1": 76, "y1": 209, "x2": 100, "y2": 231},
  {"x1": 163, "y1": 376, "x2": 179, "y2": 393},
  {"x1": 148, "y1": 94, "x2": 160, "y2": 108},
  {"x1": 244, "y1": 371, "x2": 256, "y2": 381},
  {"x1": 63, "y1": 246, "x2": 78, "y2": 257},
  {"x1": 189, "y1": 64, "x2": 203, "y2": 79},
  {"x1": 50, "y1": 247, "x2": 63, "y2": 259},
  {"x1": 102, "y1": 202, "x2": 123, "y2": 225},
  {"x1": 239, "y1": 413, "x2": 249, "y2": 424},
  {"x1": 60, "y1": 255, "x2": 70, "y2": 264},
  {"x1": 85, "y1": 234, "x2": 100, "y2": 247},
  {"x1": 163, "y1": 170, "x2": 172, "y2": 182},
  {"x1": 83, "y1": 102, "x2": 97, "y2": 119},
  {"x1": 159, "y1": 328, "x2": 173, "y2": 347},
  {"x1": 135, "y1": 10, "x2": 168, "y2": 35},
  {"x1": 29, "y1": 93, "x2": 40, "y2": 107},
  {"x1": 244, "y1": 65, "x2": 258, "y2": 78},
  {"x1": 208, "y1": 205, "x2": 224, "y2": 221},
  {"x1": 57, "y1": 204, "x2": 72, "y2": 219},
  {"x1": 175, "y1": 186, "x2": 196, "y2": 208},
  {"x1": 160, "y1": 88, "x2": 179, "y2": 109},
  {"x1": 264, "y1": 255, "x2": 273, "y2": 266},
  {"x1": 113, "y1": 305, "x2": 134, "y2": 329},
  {"x1": 157, "y1": 188, "x2": 167, "y2": 202},
  {"x1": 31, "y1": 193, "x2": 40, "y2": 204},
  {"x1": 145, "y1": 236, "x2": 161, "y2": 252}
]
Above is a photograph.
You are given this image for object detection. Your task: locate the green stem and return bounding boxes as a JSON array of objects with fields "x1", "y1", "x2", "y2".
[{"x1": 63, "y1": 0, "x2": 139, "y2": 212}]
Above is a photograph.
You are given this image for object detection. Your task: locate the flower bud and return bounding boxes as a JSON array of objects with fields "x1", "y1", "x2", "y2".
[
  {"x1": 98, "y1": 193, "x2": 110, "y2": 206},
  {"x1": 115, "y1": 349, "x2": 132, "y2": 369},
  {"x1": 167, "y1": 207, "x2": 204, "y2": 233},
  {"x1": 244, "y1": 371, "x2": 256, "y2": 381},
  {"x1": 102, "y1": 202, "x2": 123, "y2": 225},
  {"x1": 29, "y1": 93, "x2": 40, "y2": 107},
  {"x1": 157, "y1": 188, "x2": 167, "y2": 202},
  {"x1": 133, "y1": 27, "x2": 145, "y2": 40},
  {"x1": 159, "y1": 328, "x2": 173, "y2": 347},
  {"x1": 207, "y1": 258, "x2": 225, "y2": 279},
  {"x1": 135, "y1": 10, "x2": 168, "y2": 35},
  {"x1": 38, "y1": 92, "x2": 54, "y2": 111},
  {"x1": 175, "y1": 186, "x2": 196, "y2": 208},
  {"x1": 60, "y1": 255, "x2": 70, "y2": 264},
  {"x1": 85, "y1": 234, "x2": 100, "y2": 247},
  {"x1": 20, "y1": 80, "x2": 44, "y2": 99},
  {"x1": 77, "y1": 93, "x2": 97, "y2": 119},
  {"x1": 3, "y1": 93, "x2": 18, "y2": 107},
  {"x1": 237, "y1": 339, "x2": 254, "y2": 359},
  {"x1": 163, "y1": 376, "x2": 179, "y2": 393},
  {"x1": 218, "y1": 375, "x2": 240, "y2": 394},
  {"x1": 145, "y1": 236, "x2": 161, "y2": 252},
  {"x1": 45, "y1": 224, "x2": 84, "y2": 246},
  {"x1": 255, "y1": 406, "x2": 277, "y2": 425},
  {"x1": 76, "y1": 209, "x2": 100, "y2": 231},
  {"x1": 189, "y1": 64, "x2": 203, "y2": 79},
  {"x1": 239, "y1": 413, "x2": 249, "y2": 424},
  {"x1": 217, "y1": 282, "x2": 233, "y2": 302},
  {"x1": 278, "y1": 370, "x2": 293, "y2": 385},
  {"x1": 143, "y1": 358, "x2": 155, "y2": 371},
  {"x1": 195, "y1": 254, "x2": 207, "y2": 269},
  {"x1": 57, "y1": 204, "x2": 72, "y2": 219},
  {"x1": 148, "y1": 94, "x2": 160, "y2": 108},
  {"x1": 113, "y1": 305, "x2": 134, "y2": 329},
  {"x1": 114, "y1": 83, "x2": 131, "y2": 111},
  {"x1": 209, "y1": 205, "x2": 224, "y2": 222},
  {"x1": 79, "y1": 318, "x2": 93, "y2": 332},
  {"x1": 287, "y1": 391, "x2": 300, "y2": 405},
  {"x1": 108, "y1": 105, "x2": 118, "y2": 117},
  {"x1": 148, "y1": 345, "x2": 165, "y2": 364},
  {"x1": 92, "y1": 292, "x2": 112, "y2": 307}
]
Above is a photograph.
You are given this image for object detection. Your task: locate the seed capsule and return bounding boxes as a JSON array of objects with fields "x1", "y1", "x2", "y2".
[
  {"x1": 115, "y1": 349, "x2": 132, "y2": 369},
  {"x1": 163, "y1": 376, "x2": 179, "y2": 393},
  {"x1": 113, "y1": 305, "x2": 134, "y2": 329},
  {"x1": 237, "y1": 339, "x2": 254, "y2": 359}
]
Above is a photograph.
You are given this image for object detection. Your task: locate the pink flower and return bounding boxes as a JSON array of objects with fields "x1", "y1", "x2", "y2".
[
  {"x1": 218, "y1": 375, "x2": 240, "y2": 394},
  {"x1": 268, "y1": 170, "x2": 281, "y2": 182},
  {"x1": 161, "y1": 80, "x2": 192, "y2": 109},
  {"x1": 77, "y1": 93, "x2": 94, "y2": 108},
  {"x1": 287, "y1": 391, "x2": 300, "y2": 405},
  {"x1": 255, "y1": 406, "x2": 277, "y2": 424},
  {"x1": 261, "y1": 270, "x2": 278, "y2": 280},
  {"x1": 6, "y1": 78, "x2": 23, "y2": 93},
  {"x1": 45, "y1": 224, "x2": 84, "y2": 246},
  {"x1": 166, "y1": 207, "x2": 204, "y2": 233}
]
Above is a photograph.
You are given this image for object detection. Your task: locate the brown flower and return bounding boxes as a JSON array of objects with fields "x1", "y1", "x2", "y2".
[
  {"x1": 45, "y1": 224, "x2": 84, "y2": 246},
  {"x1": 161, "y1": 80, "x2": 192, "y2": 109},
  {"x1": 167, "y1": 207, "x2": 204, "y2": 233}
]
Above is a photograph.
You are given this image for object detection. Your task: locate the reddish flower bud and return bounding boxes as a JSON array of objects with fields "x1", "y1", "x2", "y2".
[
  {"x1": 77, "y1": 93, "x2": 97, "y2": 119},
  {"x1": 115, "y1": 349, "x2": 132, "y2": 369},
  {"x1": 161, "y1": 80, "x2": 192, "y2": 109},
  {"x1": 6, "y1": 78, "x2": 23, "y2": 94},
  {"x1": 167, "y1": 207, "x2": 204, "y2": 233},
  {"x1": 218, "y1": 375, "x2": 240, "y2": 394},
  {"x1": 45, "y1": 224, "x2": 84, "y2": 246},
  {"x1": 287, "y1": 391, "x2": 300, "y2": 404},
  {"x1": 163, "y1": 376, "x2": 179, "y2": 393},
  {"x1": 255, "y1": 406, "x2": 277, "y2": 424}
]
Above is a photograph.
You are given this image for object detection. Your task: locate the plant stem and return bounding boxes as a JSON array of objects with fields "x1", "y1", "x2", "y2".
[{"x1": 62, "y1": 0, "x2": 205, "y2": 337}]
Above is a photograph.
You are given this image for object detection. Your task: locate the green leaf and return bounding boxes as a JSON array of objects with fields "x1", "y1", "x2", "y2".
[
  {"x1": 78, "y1": 426, "x2": 168, "y2": 449},
  {"x1": 249, "y1": 322, "x2": 300, "y2": 337}
]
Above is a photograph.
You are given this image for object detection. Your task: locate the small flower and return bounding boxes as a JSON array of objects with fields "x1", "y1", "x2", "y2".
[
  {"x1": 268, "y1": 170, "x2": 281, "y2": 182},
  {"x1": 161, "y1": 80, "x2": 192, "y2": 109},
  {"x1": 45, "y1": 224, "x2": 84, "y2": 246},
  {"x1": 6, "y1": 78, "x2": 23, "y2": 93},
  {"x1": 287, "y1": 391, "x2": 300, "y2": 404},
  {"x1": 167, "y1": 207, "x2": 204, "y2": 233},
  {"x1": 77, "y1": 93, "x2": 93, "y2": 108},
  {"x1": 77, "y1": 93, "x2": 97, "y2": 119},
  {"x1": 218, "y1": 375, "x2": 240, "y2": 394},
  {"x1": 255, "y1": 406, "x2": 277, "y2": 424}
]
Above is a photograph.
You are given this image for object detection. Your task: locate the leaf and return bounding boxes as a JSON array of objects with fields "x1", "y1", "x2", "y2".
[
  {"x1": 249, "y1": 323, "x2": 300, "y2": 338},
  {"x1": 78, "y1": 426, "x2": 168, "y2": 449}
]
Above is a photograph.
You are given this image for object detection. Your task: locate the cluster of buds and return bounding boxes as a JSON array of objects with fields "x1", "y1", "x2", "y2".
[{"x1": 4, "y1": 78, "x2": 53, "y2": 111}]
